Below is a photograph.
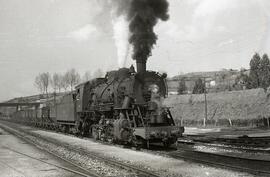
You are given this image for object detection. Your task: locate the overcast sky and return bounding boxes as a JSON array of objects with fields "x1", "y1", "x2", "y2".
[{"x1": 0, "y1": 0, "x2": 270, "y2": 101}]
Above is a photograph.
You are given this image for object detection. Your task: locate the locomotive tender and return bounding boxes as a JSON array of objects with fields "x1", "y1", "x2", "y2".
[{"x1": 10, "y1": 61, "x2": 184, "y2": 148}]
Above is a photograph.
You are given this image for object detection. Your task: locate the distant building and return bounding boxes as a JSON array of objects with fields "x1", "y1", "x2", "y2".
[
  {"x1": 167, "y1": 69, "x2": 242, "y2": 94},
  {"x1": 210, "y1": 80, "x2": 216, "y2": 87}
]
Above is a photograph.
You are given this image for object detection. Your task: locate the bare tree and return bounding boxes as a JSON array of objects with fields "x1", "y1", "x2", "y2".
[
  {"x1": 93, "y1": 68, "x2": 104, "y2": 78},
  {"x1": 34, "y1": 75, "x2": 43, "y2": 93},
  {"x1": 60, "y1": 73, "x2": 69, "y2": 92},
  {"x1": 82, "y1": 71, "x2": 92, "y2": 82},
  {"x1": 34, "y1": 72, "x2": 50, "y2": 96},
  {"x1": 41, "y1": 72, "x2": 50, "y2": 96},
  {"x1": 50, "y1": 73, "x2": 61, "y2": 92},
  {"x1": 65, "y1": 68, "x2": 81, "y2": 91}
]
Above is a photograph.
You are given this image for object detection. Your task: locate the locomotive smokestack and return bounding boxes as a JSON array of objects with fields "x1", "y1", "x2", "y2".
[{"x1": 136, "y1": 59, "x2": 146, "y2": 73}]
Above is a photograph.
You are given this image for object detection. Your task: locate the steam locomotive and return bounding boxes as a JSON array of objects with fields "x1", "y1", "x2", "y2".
[{"x1": 9, "y1": 61, "x2": 184, "y2": 148}]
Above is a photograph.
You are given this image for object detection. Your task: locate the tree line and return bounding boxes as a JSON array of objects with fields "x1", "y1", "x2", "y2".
[
  {"x1": 178, "y1": 77, "x2": 205, "y2": 95},
  {"x1": 177, "y1": 52, "x2": 270, "y2": 95},
  {"x1": 236, "y1": 53, "x2": 270, "y2": 91},
  {"x1": 34, "y1": 68, "x2": 104, "y2": 95}
]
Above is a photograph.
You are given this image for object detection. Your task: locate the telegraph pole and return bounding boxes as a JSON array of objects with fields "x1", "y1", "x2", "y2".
[
  {"x1": 54, "y1": 92, "x2": 57, "y2": 120},
  {"x1": 203, "y1": 77, "x2": 207, "y2": 127},
  {"x1": 203, "y1": 78, "x2": 207, "y2": 126}
]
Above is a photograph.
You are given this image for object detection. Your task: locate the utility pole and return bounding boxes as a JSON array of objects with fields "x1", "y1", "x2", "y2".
[
  {"x1": 54, "y1": 92, "x2": 57, "y2": 120},
  {"x1": 203, "y1": 77, "x2": 207, "y2": 127}
]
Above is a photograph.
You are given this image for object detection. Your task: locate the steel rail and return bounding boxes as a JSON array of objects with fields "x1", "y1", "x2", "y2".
[
  {"x1": 0, "y1": 121, "x2": 161, "y2": 177},
  {"x1": 4, "y1": 120, "x2": 270, "y2": 176},
  {"x1": 169, "y1": 149, "x2": 270, "y2": 175},
  {"x1": 4, "y1": 147, "x2": 96, "y2": 177},
  {"x1": 178, "y1": 139, "x2": 270, "y2": 154},
  {"x1": 0, "y1": 123, "x2": 101, "y2": 177}
]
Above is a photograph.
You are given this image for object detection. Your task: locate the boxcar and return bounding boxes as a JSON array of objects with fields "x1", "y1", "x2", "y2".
[{"x1": 56, "y1": 93, "x2": 76, "y2": 125}]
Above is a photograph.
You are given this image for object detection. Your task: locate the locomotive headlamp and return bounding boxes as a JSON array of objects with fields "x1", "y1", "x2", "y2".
[{"x1": 149, "y1": 84, "x2": 159, "y2": 94}]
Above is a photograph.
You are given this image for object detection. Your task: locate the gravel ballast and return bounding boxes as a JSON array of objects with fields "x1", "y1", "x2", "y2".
[
  {"x1": 0, "y1": 123, "x2": 134, "y2": 177},
  {"x1": 1, "y1": 122, "x2": 254, "y2": 177}
]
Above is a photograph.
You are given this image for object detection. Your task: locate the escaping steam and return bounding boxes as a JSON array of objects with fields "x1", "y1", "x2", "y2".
[
  {"x1": 112, "y1": 15, "x2": 130, "y2": 67},
  {"x1": 101, "y1": 0, "x2": 169, "y2": 67}
]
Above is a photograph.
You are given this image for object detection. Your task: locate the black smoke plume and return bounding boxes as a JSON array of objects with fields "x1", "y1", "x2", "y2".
[
  {"x1": 127, "y1": 0, "x2": 169, "y2": 62},
  {"x1": 96, "y1": 0, "x2": 169, "y2": 64}
]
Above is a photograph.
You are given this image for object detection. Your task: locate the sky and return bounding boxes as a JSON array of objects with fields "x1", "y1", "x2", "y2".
[{"x1": 0, "y1": 0, "x2": 270, "y2": 101}]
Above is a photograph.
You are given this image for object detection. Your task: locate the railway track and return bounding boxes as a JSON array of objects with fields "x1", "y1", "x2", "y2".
[
  {"x1": 3, "y1": 120, "x2": 270, "y2": 176},
  {"x1": 138, "y1": 140, "x2": 270, "y2": 175},
  {"x1": 177, "y1": 138, "x2": 270, "y2": 154},
  {"x1": 3, "y1": 146, "x2": 96, "y2": 177},
  {"x1": 0, "y1": 121, "x2": 161, "y2": 177},
  {"x1": 168, "y1": 148, "x2": 270, "y2": 176},
  {"x1": 0, "y1": 123, "x2": 101, "y2": 177},
  {"x1": 185, "y1": 134, "x2": 270, "y2": 148}
]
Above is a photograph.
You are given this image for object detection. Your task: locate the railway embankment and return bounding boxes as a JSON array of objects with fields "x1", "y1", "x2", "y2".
[
  {"x1": 164, "y1": 88, "x2": 270, "y2": 127},
  {"x1": 0, "y1": 121, "x2": 252, "y2": 177}
]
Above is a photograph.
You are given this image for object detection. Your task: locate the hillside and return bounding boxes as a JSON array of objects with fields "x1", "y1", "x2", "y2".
[
  {"x1": 171, "y1": 69, "x2": 239, "y2": 80},
  {"x1": 167, "y1": 69, "x2": 244, "y2": 94},
  {"x1": 164, "y1": 88, "x2": 270, "y2": 126}
]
